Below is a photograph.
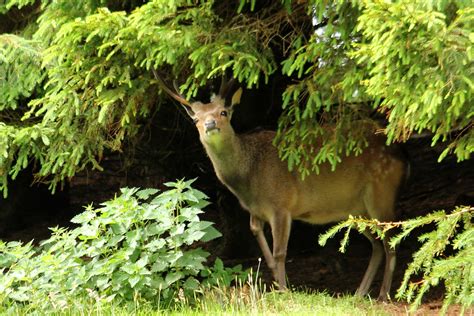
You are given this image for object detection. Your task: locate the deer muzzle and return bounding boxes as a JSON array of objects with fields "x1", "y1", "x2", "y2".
[{"x1": 204, "y1": 120, "x2": 219, "y2": 134}]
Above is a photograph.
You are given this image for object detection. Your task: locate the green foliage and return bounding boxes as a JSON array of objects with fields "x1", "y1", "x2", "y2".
[
  {"x1": 0, "y1": 0, "x2": 472, "y2": 193},
  {"x1": 0, "y1": 0, "x2": 277, "y2": 195},
  {"x1": 319, "y1": 206, "x2": 474, "y2": 315},
  {"x1": 0, "y1": 180, "x2": 248, "y2": 311},
  {"x1": 0, "y1": 0, "x2": 36, "y2": 14},
  {"x1": 276, "y1": 0, "x2": 473, "y2": 175},
  {"x1": 352, "y1": 1, "x2": 474, "y2": 162},
  {"x1": 276, "y1": 1, "x2": 370, "y2": 176},
  {"x1": 0, "y1": 34, "x2": 43, "y2": 111}
]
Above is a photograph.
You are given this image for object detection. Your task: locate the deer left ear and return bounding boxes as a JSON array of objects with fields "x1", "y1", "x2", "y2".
[{"x1": 230, "y1": 88, "x2": 243, "y2": 107}]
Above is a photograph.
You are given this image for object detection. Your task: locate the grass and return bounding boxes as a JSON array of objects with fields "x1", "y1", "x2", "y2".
[
  {"x1": 1, "y1": 259, "x2": 389, "y2": 315},
  {"x1": 190, "y1": 289, "x2": 390, "y2": 316},
  {"x1": 2, "y1": 287, "x2": 390, "y2": 316}
]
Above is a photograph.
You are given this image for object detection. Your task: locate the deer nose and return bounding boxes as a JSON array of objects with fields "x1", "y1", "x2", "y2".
[{"x1": 204, "y1": 120, "x2": 217, "y2": 131}]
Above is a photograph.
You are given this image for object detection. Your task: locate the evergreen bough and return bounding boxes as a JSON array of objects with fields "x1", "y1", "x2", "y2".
[
  {"x1": 0, "y1": 0, "x2": 472, "y2": 194},
  {"x1": 319, "y1": 206, "x2": 474, "y2": 314}
]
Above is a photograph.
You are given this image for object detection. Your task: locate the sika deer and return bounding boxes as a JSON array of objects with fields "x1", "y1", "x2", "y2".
[{"x1": 154, "y1": 72, "x2": 407, "y2": 300}]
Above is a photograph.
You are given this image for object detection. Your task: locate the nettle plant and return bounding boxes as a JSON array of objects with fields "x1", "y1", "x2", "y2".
[{"x1": 0, "y1": 179, "x2": 247, "y2": 309}]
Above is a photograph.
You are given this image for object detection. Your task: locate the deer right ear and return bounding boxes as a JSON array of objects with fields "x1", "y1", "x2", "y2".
[
  {"x1": 230, "y1": 88, "x2": 243, "y2": 107},
  {"x1": 182, "y1": 105, "x2": 195, "y2": 119}
]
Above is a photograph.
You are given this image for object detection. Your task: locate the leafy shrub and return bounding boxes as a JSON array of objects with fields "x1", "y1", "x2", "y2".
[
  {"x1": 319, "y1": 206, "x2": 473, "y2": 315},
  {"x1": 0, "y1": 179, "x2": 247, "y2": 310}
]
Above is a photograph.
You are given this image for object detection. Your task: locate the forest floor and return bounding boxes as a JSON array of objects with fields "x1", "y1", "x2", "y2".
[
  {"x1": 2, "y1": 207, "x2": 474, "y2": 315},
  {"x1": 223, "y1": 241, "x2": 472, "y2": 316},
  {"x1": 4, "y1": 177, "x2": 474, "y2": 315},
  {"x1": 5, "y1": 219, "x2": 472, "y2": 315}
]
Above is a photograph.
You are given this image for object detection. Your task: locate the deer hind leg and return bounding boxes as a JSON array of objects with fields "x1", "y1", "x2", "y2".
[
  {"x1": 356, "y1": 230, "x2": 384, "y2": 297},
  {"x1": 270, "y1": 213, "x2": 292, "y2": 290},
  {"x1": 378, "y1": 232, "x2": 396, "y2": 301},
  {"x1": 249, "y1": 215, "x2": 277, "y2": 278},
  {"x1": 363, "y1": 182, "x2": 399, "y2": 300}
]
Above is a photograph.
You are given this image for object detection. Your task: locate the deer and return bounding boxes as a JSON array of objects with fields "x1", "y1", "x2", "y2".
[{"x1": 153, "y1": 71, "x2": 407, "y2": 301}]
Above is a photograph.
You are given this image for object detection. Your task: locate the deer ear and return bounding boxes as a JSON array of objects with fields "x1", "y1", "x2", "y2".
[
  {"x1": 230, "y1": 88, "x2": 243, "y2": 107},
  {"x1": 182, "y1": 105, "x2": 195, "y2": 118}
]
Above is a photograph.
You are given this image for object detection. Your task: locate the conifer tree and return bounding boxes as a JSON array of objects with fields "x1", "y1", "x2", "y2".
[{"x1": 1, "y1": 1, "x2": 472, "y2": 193}]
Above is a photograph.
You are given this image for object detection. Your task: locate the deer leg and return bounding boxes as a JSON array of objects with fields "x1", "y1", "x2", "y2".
[
  {"x1": 249, "y1": 215, "x2": 277, "y2": 278},
  {"x1": 270, "y1": 213, "x2": 292, "y2": 291},
  {"x1": 378, "y1": 234, "x2": 396, "y2": 301},
  {"x1": 356, "y1": 230, "x2": 384, "y2": 297}
]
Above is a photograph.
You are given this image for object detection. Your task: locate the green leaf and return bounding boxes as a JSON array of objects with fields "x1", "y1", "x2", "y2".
[
  {"x1": 151, "y1": 260, "x2": 167, "y2": 273},
  {"x1": 183, "y1": 276, "x2": 200, "y2": 290},
  {"x1": 201, "y1": 225, "x2": 222, "y2": 242},
  {"x1": 71, "y1": 210, "x2": 96, "y2": 224},
  {"x1": 165, "y1": 271, "x2": 183, "y2": 286},
  {"x1": 129, "y1": 275, "x2": 141, "y2": 288}
]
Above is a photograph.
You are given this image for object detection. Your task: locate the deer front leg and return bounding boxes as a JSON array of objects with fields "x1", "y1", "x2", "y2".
[
  {"x1": 249, "y1": 215, "x2": 277, "y2": 278},
  {"x1": 270, "y1": 213, "x2": 292, "y2": 291}
]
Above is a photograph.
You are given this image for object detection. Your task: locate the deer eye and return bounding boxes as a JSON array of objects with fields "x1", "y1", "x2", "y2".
[{"x1": 220, "y1": 111, "x2": 228, "y2": 117}]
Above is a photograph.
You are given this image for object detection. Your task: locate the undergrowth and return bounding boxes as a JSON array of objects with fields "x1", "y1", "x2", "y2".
[
  {"x1": 1, "y1": 179, "x2": 471, "y2": 315},
  {"x1": 0, "y1": 179, "x2": 247, "y2": 312}
]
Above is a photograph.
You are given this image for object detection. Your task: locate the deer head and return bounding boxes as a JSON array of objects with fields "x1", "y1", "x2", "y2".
[{"x1": 153, "y1": 70, "x2": 243, "y2": 148}]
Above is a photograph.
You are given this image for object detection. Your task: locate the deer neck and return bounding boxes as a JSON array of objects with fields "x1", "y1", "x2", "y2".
[{"x1": 201, "y1": 132, "x2": 248, "y2": 189}]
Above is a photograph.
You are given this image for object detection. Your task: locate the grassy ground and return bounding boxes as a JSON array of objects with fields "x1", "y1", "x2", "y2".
[{"x1": 3, "y1": 289, "x2": 390, "y2": 316}]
